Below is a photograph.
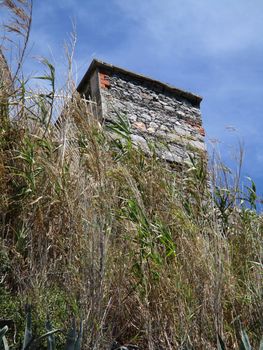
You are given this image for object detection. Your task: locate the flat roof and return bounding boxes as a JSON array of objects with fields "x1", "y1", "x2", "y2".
[{"x1": 77, "y1": 59, "x2": 202, "y2": 107}]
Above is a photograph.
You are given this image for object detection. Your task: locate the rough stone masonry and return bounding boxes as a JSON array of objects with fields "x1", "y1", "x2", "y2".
[{"x1": 77, "y1": 59, "x2": 206, "y2": 165}]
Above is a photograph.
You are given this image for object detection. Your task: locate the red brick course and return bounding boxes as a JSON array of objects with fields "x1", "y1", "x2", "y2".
[
  {"x1": 199, "y1": 127, "x2": 205, "y2": 137},
  {"x1": 99, "y1": 72, "x2": 110, "y2": 89},
  {"x1": 185, "y1": 120, "x2": 205, "y2": 137}
]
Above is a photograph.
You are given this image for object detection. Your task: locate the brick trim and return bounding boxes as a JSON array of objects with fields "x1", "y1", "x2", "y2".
[{"x1": 99, "y1": 72, "x2": 110, "y2": 89}]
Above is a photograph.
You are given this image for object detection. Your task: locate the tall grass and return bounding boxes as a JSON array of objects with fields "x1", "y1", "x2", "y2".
[{"x1": 0, "y1": 2, "x2": 262, "y2": 349}]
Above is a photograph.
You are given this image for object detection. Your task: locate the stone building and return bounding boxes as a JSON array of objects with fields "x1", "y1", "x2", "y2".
[{"x1": 77, "y1": 59, "x2": 205, "y2": 165}]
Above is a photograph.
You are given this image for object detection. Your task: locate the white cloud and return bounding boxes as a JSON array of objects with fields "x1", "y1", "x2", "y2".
[{"x1": 113, "y1": 0, "x2": 263, "y2": 57}]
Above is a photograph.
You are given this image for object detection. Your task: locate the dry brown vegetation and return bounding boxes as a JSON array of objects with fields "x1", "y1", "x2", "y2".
[{"x1": 0, "y1": 1, "x2": 262, "y2": 349}]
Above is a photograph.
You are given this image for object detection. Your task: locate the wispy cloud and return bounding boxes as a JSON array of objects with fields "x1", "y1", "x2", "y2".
[{"x1": 113, "y1": 0, "x2": 263, "y2": 54}]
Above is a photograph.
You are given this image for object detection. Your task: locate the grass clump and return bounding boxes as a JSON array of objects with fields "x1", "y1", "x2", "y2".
[{"x1": 1, "y1": 90, "x2": 262, "y2": 348}]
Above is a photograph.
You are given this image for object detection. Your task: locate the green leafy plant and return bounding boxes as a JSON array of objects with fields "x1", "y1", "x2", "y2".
[
  {"x1": 107, "y1": 112, "x2": 133, "y2": 160},
  {"x1": 0, "y1": 306, "x2": 83, "y2": 350},
  {"x1": 64, "y1": 320, "x2": 83, "y2": 350},
  {"x1": 0, "y1": 325, "x2": 9, "y2": 350},
  {"x1": 243, "y1": 177, "x2": 258, "y2": 211},
  {"x1": 217, "y1": 331, "x2": 263, "y2": 350}
]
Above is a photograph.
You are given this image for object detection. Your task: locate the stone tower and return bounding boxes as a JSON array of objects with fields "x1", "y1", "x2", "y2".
[{"x1": 77, "y1": 59, "x2": 205, "y2": 165}]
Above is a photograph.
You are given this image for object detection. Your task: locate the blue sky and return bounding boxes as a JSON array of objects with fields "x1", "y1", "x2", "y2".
[{"x1": 2, "y1": 0, "x2": 263, "y2": 198}]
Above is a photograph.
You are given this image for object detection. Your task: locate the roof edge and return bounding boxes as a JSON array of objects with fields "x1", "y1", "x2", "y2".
[{"x1": 77, "y1": 59, "x2": 202, "y2": 106}]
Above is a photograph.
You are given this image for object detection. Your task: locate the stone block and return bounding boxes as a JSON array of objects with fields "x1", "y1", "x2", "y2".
[
  {"x1": 131, "y1": 134, "x2": 150, "y2": 153},
  {"x1": 133, "y1": 121, "x2": 146, "y2": 131},
  {"x1": 149, "y1": 121, "x2": 158, "y2": 129},
  {"x1": 164, "y1": 105, "x2": 175, "y2": 112}
]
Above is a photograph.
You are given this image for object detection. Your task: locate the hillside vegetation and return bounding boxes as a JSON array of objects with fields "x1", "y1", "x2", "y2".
[{"x1": 0, "y1": 1, "x2": 262, "y2": 349}]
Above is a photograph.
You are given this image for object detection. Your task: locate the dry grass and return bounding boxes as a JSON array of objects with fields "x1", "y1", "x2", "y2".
[
  {"x1": 0, "y1": 2, "x2": 262, "y2": 349},
  {"x1": 0, "y1": 91, "x2": 262, "y2": 349}
]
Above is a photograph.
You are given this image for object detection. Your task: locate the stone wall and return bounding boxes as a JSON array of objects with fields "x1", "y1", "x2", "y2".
[{"x1": 98, "y1": 70, "x2": 205, "y2": 164}]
